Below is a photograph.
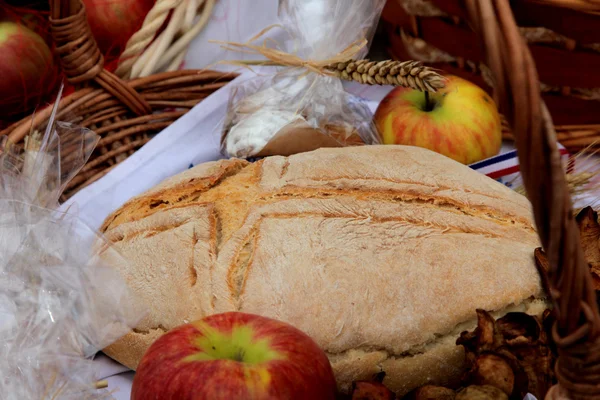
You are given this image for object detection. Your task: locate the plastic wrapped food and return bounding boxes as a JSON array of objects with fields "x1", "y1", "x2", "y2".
[
  {"x1": 0, "y1": 92, "x2": 145, "y2": 399},
  {"x1": 221, "y1": 0, "x2": 386, "y2": 158}
]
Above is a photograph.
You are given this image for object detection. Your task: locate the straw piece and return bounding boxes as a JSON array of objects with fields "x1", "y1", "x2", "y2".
[
  {"x1": 528, "y1": 0, "x2": 600, "y2": 13},
  {"x1": 503, "y1": 125, "x2": 600, "y2": 153},
  {"x1": 94, "y1": 381, "x2": 108, "y2": 390}
]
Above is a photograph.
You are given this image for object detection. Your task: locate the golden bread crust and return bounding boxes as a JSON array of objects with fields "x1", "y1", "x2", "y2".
[{"x1": 99, "y1": 145, "x2": 544, "y2": 395}]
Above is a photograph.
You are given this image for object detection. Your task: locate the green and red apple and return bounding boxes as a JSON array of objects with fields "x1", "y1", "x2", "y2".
[
  {"x1": 374, "y1": 75, "x2": 502, "y2": 164},
  {"x1": 0, "y1": 21, "x2": 57, "y2": 118},
  {"x1": 131, "y1": 312, "x2": 337, "y2": 400}
]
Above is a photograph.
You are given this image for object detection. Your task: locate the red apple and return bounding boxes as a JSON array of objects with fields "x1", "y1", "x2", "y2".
[
  {"x1": 131, "y1": 312, "x2": 337, "y2": 400},
  {"x1": 0, "y1": 21, "x2": 57, "y2": 119},
  {"x1": 374, "y1": 75, "x2": 502, "y2": 164},
  {"x1": 83, "y1": 0, "x2": 155, "y2": 55},
  {"x1": 2, "y1": 5, "x2": 53, "y2": 44}
]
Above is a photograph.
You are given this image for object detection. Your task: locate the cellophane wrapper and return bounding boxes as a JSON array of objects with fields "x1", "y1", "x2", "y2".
[
  {"x1": 221, "y1": 0, "x2": 386, "y2": 158},
  {"x1": 0, "y1": 122, "x2": 145, "y2": 399}
]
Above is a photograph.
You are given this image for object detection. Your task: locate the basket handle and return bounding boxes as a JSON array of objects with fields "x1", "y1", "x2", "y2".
[
  {"x1": 49, "y1": 0, "x2": 151, "y2": 116},
  {"x1": 463, "y1": 1, "x2": 600, "y2": 398}
]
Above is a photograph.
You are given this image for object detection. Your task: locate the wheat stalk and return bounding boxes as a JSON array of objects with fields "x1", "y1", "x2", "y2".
[
  {"x1": 225, "y1": 58, "x2": 446, "y2": 92},
  {"x1": 326, "y1": 60, "x2": 447, "y2": 92},
  {"x1": 214, "y1": 30, "x2": 447, "y2": 93}
]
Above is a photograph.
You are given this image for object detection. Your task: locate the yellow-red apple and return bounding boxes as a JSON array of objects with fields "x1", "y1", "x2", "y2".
[
  {"x1": 131, "y1": 312, "x2": 337, "y2": 400},
  {"x1": 374, "y1": 75, "x2": 502, "y2": 164}
]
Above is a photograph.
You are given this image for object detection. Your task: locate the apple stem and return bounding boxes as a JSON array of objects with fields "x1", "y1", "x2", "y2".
[{"x1": 424, "y1": 91, "x2": 433, "y2": 112}]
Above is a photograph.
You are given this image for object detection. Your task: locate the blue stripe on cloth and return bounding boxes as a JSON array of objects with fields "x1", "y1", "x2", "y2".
[{"x1": 469, "y1": 150, "x2": 518, "y2": 170}]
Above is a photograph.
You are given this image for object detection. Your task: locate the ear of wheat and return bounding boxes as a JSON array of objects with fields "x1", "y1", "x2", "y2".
[{"x1": 326, "y1": 59, "x2": 447, "y2": 92}]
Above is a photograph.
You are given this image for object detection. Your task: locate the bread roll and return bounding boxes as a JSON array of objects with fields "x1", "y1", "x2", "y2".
[{"x1": 99, "y1": 145, "x2": 546, "y2": 395}]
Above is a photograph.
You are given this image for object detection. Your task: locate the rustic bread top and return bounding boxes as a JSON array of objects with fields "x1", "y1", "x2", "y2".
[{"x1": 99, "y1": 145, "x2": 544, "y2": 394}]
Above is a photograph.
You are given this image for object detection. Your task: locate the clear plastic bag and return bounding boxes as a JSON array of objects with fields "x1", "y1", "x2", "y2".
[
  {"x1": 0, "y1": 99, "x2": 145, "y2": 399},
  {"x1": 221, "y1": 0, "x2": 386, "y2": 159}
]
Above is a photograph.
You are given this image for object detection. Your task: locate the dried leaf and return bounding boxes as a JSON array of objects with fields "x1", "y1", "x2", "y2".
[
  {"x1": 351, "y1": 381, "x2": 395, "y2": 400},
  {"x1": 455, "y1": 385, "x2": 508, "y2": 400},
  {"x1": 351, "y1": 372, "x2": 395, "y2": 400},
  {"x1": 496, "y1": 312, "x2": 540, "y2": 343},
  {"x1": 471, "y1": 354, "x2": 514, "y2": 395},
  {"x1": 537, "y1": 206, "x2": 600, "y2": 291},
  {"x1": 576, "y1": 206, "x2": 600, "y2": 288},
  {"x1": 500, "y1": 314, "x2": 553, "y2": 397},
  {"x1": 404, "y1": 385, "x2": 456, "y2": 400},
  {"x1": 456, "y1": 310, "x2": 555, "y2": 399},
  {"x1": 457, "y1": 310, "x2": 503, "y2": 354}
]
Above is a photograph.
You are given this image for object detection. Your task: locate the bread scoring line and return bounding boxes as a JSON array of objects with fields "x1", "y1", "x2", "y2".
[
  {"x1": 229, "y1": 211, "x2": 511, "y2": 239},
  {"x1": 274, "y1": 174, "x2": 527, "y2": 211},
  {"x1": 258, "y1": 191, "x2": 533, "y2": 231},
  {"x1": 107, "y1": 216, "x2": 194, "y2": 243},
  {"x1": 105, "y1": 201, "x2": 214, "y2": 243},
  {"x1": 101, "y1": 160, "x2": 248, "y2": 233},
  {"x1": 228, "y1": 227, "x2": 259, "y2": 309},
  {"x1": 189, "y1": 227, "x2": 199, "y2": 286},
  {"x1": 107, "y1": 188, "x2": 533, "y2": 240},
  {"x1": 103, "y1": 159, "x2": 533, "y2": 236}
]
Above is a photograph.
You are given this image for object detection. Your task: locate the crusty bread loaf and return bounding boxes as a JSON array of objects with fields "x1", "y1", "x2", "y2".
[{"x1": 99, "y1": 145, "x2": 546, "y2": 395}]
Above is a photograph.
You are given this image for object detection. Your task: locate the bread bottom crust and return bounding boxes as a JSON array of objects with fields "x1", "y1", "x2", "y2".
[{"x1": 103, "y1": 298, "x2": 548, "y2": 396}]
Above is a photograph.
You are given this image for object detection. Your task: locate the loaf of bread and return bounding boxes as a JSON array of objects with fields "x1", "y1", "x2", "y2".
[{"x1": 99, "y1": 145, "x2": 546, "y2": 395}]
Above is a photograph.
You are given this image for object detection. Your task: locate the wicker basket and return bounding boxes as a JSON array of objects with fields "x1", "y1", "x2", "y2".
[
  {"x1": 380, "y1": 0, "x2": 600, "y2": 154},
  {"x1": 0, "y1": 1, "x2": 237, "y2": 201},
  {"x1": 424, "y1": 1, "x2": 600, "y2": 398},
  {"x1": 2, "y1": 1, "x2": 599, "y2": 398}
]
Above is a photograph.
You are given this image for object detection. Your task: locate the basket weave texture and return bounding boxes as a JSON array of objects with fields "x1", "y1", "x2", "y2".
[
  {"x1": 381, "y1": 0, "x2": 600, "y2": 153},
  {"x1": 0, "y1": 0, "x2": 237, "y2": 200}
]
